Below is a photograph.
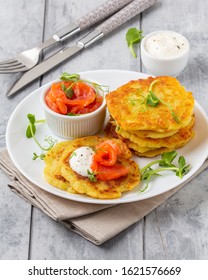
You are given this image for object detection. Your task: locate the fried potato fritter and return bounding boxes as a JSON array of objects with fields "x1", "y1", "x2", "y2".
[
  {"x1": 44, "y1": 136, "x2": 140, "y2": 199},
  {"x1": 117, "y1": 117, "x2": 195, "y2": 149},
  {"x1": 44, "y1": 141, "x2": 77, "y2": 193},
  {"x1": 106, "y1": 76, "x2": 194, "y2": 132},
  {"x1": 105, "y1": 76, "x2": 195, "y2": 157}
]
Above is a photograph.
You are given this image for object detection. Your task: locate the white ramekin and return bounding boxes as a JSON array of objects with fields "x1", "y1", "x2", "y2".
[
  {"x1": 40, "y1": 80, "x2": 107, "y2": 139},
  {"x1": 141, "y1": 30, "x2": 190, "y2": 77}
]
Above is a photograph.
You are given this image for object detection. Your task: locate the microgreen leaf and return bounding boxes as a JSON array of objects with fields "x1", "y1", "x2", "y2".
[
  {"x1": 65, "y1": 87, "x2": 74, "y2": 98},
  {"x1": 159, "y1": 151, "x2": 178, "y2": 167},
  {"x1": 26, "y1": 123, "x2": 36, "y2": 138},
  {"x1": 146, "y1": 80, "x2": 181, "y2": 123},
  {"x1": 70, "y1": 152, "x2": 77, "y2": 159},
  {"x1": 60, "y1": 72, "x2": 109, "y2": 101},
  {"x1": 140, "y1": 151, "x2": 190, "y2": 193},
  {"x1": 26, "y1": 114, "x2": 37, "y2": 138},
  {"x1": 67, "y1": 112, "x2": 78, "y2": 116},
  {"x1": 26, "y1": 114, "x2": 56, "y2": 160},
  {"x1": 61, "y1": 84, "x2": 67, "y2": 92},
  {"x1": 61, "y1": 82, "x2": 74, "y2": 98},
  {"x1": 146, "y1": 91, "x2": 159, "y2": 107},
  {"x1": 176, "y1": 156, "x2": 190, "y2": 178},
  {"x1": 60, "y1": 72, "x2": 80, "y2": 82},
  {"x1": 126, "y1": 28, "x2": 143, "y2": 58},
  {"x1": 27, "y1": 114, "x2": 36, "y2": 125},
  {"x1": 33, "y1": 152, "x2": 45, "y2": 160},
  {"x1": 87, "y1": 169, "x2": 97, "y2": 182}
]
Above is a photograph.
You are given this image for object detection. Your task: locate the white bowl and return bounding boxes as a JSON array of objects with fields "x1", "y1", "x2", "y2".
[
  {"x1": 40, "y1": 80, "x2": 106, "y2": 139},
  {"x1": 141, "y1": 30, "x2": 190, "y2": 76}
]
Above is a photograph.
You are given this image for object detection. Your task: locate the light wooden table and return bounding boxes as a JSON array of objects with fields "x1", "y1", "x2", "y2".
[{"x1": 0, "y1": 0, "x2": 208, "y2": 260}]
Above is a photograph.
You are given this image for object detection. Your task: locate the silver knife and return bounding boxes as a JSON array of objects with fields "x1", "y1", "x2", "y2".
[
  {"x1": 1, "y1": 0, "x2": 134, "y2": 73},
  {"x1": 7, "y1": 0, "x2": 156, "y2": 96}
]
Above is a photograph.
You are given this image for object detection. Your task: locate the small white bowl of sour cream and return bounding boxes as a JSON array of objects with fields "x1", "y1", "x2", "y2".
[{"x1": 141, "y1": 30, "x2": 190, "y2": 76}]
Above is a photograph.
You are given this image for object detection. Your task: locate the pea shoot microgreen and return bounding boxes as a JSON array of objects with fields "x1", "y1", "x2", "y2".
[
  {"x1": 59, "y1": 72, "x2": 109, "y2": 99},
  {"x1": 26, "y1": 114, "x2": 57, "y2": 160},
  {"x1": 87, "y1": 169, "x2": 97, "y2": 182},
  {"x1": 67, "y1": 112, "x2": 79, "y2": 116},
  {"x1": 129, "y1": 95, "x2": 147, "y2": 112},
  {"x1": 70, "y1": 151, "x2": 77, "y2": 159},
  {"x1": 59, "y1": 72, "x2": 80, "y2": 81},
  {"x1": 140, "y1": 151, "x2": 190, "y2": 192},
  {"x1": 126, "y1": 28, "x2": 143, "y2": 58},
  {"x1": 61, "y1": 83, "x2": 74, "y2": 98},
  {"x1": 146, "y1": 80, "x2": 181, "y2": 123}
]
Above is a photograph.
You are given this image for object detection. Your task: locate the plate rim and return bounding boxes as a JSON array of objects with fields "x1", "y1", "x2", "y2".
[{"x1": 6, "y1": 69, "x2": 208, "y2": 204}]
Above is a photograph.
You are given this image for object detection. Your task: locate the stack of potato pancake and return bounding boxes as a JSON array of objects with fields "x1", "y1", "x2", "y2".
[{"x1": 105, "y1": 76, "x2": 195, "y2": 157}]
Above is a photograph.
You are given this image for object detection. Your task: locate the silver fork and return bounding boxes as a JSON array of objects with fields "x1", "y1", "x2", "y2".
[{"x1": 0, "y1": 0, "x2": 133, "y2": 74}]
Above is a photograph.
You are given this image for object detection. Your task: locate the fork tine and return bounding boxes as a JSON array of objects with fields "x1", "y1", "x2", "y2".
[
  {"x1": 0, "y1": 58, "x2": 18, "y2": 65},
  {"x1": 0, "y1": 63, "x2": 26, "y2": 70},
  {"x1": 0, "y1": 65, "x2": 28, "y2": 74},
  {"x1": 0, "y1": 62, "x2": 22, "y2": 69}
]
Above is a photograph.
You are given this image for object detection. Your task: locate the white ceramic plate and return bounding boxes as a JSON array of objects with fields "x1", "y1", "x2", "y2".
[{"x1": 6, "y1": 70, "x2": 208, "y2": 204}]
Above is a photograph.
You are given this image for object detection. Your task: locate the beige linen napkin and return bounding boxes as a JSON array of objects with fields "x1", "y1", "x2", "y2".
[{"x1": 0, "y1": 148, "x2": 207, "y2": 245}]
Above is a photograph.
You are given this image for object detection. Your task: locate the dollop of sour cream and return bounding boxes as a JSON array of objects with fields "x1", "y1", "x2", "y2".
[
  {"x1": 69, "y1": 147, "x2": 95, "y2": 177},
  {"x1": 144, "y1": 31, "x2": 189, "y2": 59}
]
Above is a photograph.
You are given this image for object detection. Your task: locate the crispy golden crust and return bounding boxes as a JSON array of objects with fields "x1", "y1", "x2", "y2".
[
  {"x1": 44, "y1": 136, "x2": 140, "y2": 199},
  {"x1": 61, "y1": 157, "x2": 139, "y2": 199},
  {"x1": 127, "y1": 130, "x2": 195, "y2": 157},
  {"x1": 44, "y1": 142, "x2": 77, "y2": 193},
  {"x1": 105, "y1": 117, "x2": 195, "y2": 157},
  {"x1": 117, "y1": 117, "x2": 195, "y2": 148},
  {"x1": 110, "y1": 118, "x2": 178, "y2": 139},
  {"x1": 106, "y1": 76, "x2": 194, "y2": 132}
]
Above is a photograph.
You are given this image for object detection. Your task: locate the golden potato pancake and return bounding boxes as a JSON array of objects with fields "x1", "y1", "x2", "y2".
[
  {"x1": 125, "y1": 128, "x2": 178, "y2": 139},
  {"x1": 105, "y1": 116, "x2": 195, "y2": 157},
  {"x1": 106, "y1": 76, "x2": 194, "y2": 132},
  {"x1": 109, "y1": 118, "x2": 178, "y2": 139},
  {"x1": 127, "y1": 135, "x2": 195, "y2": 157},
  {"x1": 44, "y1": 136, "x2": 140, "y2": 199},
  {"x1": 44, "y1": 142, "x2": 77, "y2": 193},
  {"x1": 117, "y1": 117, "x2": 195, "y2": 149},
  {"x1": 56, "y1": 136, "x2": 140, "y2": 199}
]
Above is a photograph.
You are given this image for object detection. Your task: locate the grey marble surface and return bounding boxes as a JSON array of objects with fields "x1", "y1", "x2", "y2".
[{"x1": 0, "y1": 0, "x2": 208, "y2": 260}]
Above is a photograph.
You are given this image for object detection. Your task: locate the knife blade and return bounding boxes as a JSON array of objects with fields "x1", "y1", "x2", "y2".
[
  {"x1": 1, "y1": 0, "x2": 135, "y2": 74},
  {"x1": 6, "y1": 46, "x2": 82, "y2": 96},
  {"x1": 7, "y1": 0, "x2": 156, "y2": 96},
  {"x1": 6, "y1": 29, "x2": 103, "y2": 96}
]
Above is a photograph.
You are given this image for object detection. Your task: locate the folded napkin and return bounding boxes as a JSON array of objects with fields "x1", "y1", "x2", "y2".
[{"x1": 0, "y1": 148, "x2": 207, "y2": 245}]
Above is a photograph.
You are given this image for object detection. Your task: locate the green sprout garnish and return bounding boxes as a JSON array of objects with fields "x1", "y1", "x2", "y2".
[
  {"x1": 70, "y1": 152, "x2": 77, "y2": 159},
  {"x1": 59, "y1": 72, "x2": 80, "y2": 81},
  {"x1": 126, "y1": 28, "x2": 143, "y2": 58},
  {"x1": 60, "y1": 72, "x2": 109, "y2": 99},
  {"x1": 140, "y1": 151, "x2": 190, "y2": 192},
  {"x1": 146, "y1": 80, "x2": 181, "y2": 123},
  {"x1": 67, "y1": 112, "x2": 79, "y2": 116},
  {"x1": 26, "y1": 114, "x2": 57, "y2": 160},
  {"x1": 87, "y1": 169, "x2": 97, "y2": 182},
  {"x1": 61, "y1": 83, "x2": 74, "y2": 98}
]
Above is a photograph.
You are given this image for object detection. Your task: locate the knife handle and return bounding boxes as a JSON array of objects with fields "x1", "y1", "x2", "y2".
[
  {"x1": 99, "y1": 0, "x2": 156, "y2": 36},
  {"x1": 53, "y1": 0, "x2": 134, "y2": 41},
  {"x1": 78, "y1": 0, "x2": 134, "y2": 30},
  {"x1": 77, "y1": 0, "x2": 156, "y2": 48}
]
